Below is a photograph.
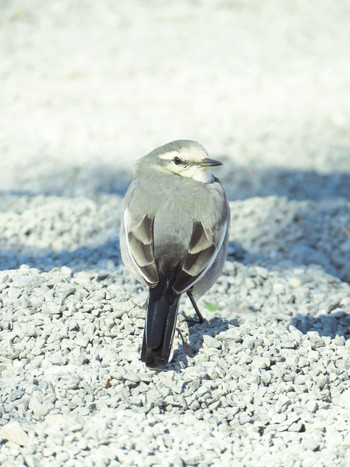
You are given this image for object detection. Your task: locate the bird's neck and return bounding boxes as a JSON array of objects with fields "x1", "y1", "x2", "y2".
[{"x1": 182, "y1": 166, "x2": 214, "y2": 184}]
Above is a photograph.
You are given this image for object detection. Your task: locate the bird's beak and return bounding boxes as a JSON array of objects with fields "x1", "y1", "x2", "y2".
[{"x1": 200, "y1": 157, "x2": 223, "y2": 167}]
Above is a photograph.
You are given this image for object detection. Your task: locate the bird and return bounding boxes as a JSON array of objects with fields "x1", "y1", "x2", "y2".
[{"x1": 120, "y1": 140, "x2": 230, "y2": 366}]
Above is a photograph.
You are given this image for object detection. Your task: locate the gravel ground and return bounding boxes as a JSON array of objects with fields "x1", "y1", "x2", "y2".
[{"x1": 1, "y1": 1, "x2": 350, "y2": 465}]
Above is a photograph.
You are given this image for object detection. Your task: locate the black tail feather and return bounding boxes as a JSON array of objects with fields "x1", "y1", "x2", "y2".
[{"x1": 141, "y1": 285, "x2": 180, "y2": 366}]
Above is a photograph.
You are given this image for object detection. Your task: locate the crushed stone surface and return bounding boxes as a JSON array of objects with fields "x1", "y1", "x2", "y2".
[{"x1": 1, "y1": 1, "x2": 349, "y2": 465}]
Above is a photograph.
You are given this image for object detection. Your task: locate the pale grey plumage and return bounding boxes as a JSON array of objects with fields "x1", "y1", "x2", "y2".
[{"x1": 120, "y1": 140, "x2": 230, "y2": 366}]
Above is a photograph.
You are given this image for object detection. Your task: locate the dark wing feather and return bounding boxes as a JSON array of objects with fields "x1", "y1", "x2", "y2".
[
  {"x1": 126, "y1": 213, "x2": 159, "y2": 286},
  {"x1": 172, "y1": 221, "x2": 222, "y2": 294}
]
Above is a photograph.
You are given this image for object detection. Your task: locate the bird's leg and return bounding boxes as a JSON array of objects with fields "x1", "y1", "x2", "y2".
[
  {"x1": 177, "y1": 327, "x2": 196, "y2": 357},
  {"x1": 176, "y1": 328, "x2": 187, "y2": 346},
  {"x1": 186, "y1": 291, "x2": 205, "y2": 325}
]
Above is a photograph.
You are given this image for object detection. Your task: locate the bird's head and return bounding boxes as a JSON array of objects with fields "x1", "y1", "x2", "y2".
[{"x1": 141, "y1": 140, "x2": 222, "y2": 183}]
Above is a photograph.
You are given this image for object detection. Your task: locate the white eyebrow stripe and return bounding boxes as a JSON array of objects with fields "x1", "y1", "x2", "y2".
[{"x1": 158, "y1": 151, "x2": 180, "y2": 161}]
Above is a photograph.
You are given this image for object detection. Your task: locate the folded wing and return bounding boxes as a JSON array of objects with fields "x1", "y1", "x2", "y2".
[
  {"x1": 172, "y1": 219, "x2": 227, "y2": 294},
  {"x1": 124, "y1": 209, "x2": 159, "y2": 287}
]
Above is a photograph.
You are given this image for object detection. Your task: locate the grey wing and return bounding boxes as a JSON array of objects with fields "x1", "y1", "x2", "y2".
[
  {"x1": 123, "y1": 208, "x2": 159, "y2": 287},
  {"x1": 172, "y1": 219, "x2": 228, "y2": 294}
]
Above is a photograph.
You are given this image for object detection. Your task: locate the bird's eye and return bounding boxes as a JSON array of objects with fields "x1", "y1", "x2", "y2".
[{"x1": 173, "y1": 156, "x2": 182, "y2": 165}]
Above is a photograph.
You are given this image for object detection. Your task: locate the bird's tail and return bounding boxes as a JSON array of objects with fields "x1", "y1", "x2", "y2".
[{"x1": 141, "y1": 284, "x2": 180, "y2": 366}]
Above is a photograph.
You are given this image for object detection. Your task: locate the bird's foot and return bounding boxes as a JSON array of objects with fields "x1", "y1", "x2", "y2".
[{"x1": 184, "y1": 317, "x2": 204, "y2": 327}]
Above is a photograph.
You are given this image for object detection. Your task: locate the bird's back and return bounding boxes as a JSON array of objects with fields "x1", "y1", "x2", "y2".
[{"x1": 130, "y1": 169, "x2": 227, "y2": 279}]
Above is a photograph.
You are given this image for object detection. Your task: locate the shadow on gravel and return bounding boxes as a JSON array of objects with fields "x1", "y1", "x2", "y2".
[
  {"x1": 290, "y1": 312, "x2": 350, "y2": 340},
  {"x1": 226, "y1": 241, "x2": 251, "y2": 262},
  {"x1": 217, "y1": 158, "x2": 350, "y2": 202},
  {"x1": 0, "y1": 241, "x2": 121, "y2": 272},
  {"x1": 221, "y1": 163, "x2": 350, "y2": 282},
  {"x1": 0, "y1": 165, "x2": 132, "y2": 202},
  {"x1": 173, "y1": 316, "x2": 240, "y2": 367}
]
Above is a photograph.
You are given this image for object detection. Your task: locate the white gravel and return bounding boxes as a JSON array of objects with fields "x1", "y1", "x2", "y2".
[{"x1": 1, "y1": 1, "x2": 350, "y2": 465}]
